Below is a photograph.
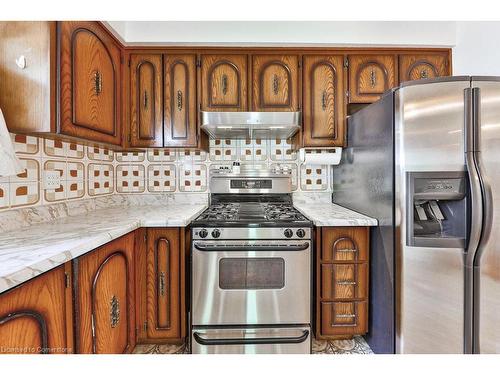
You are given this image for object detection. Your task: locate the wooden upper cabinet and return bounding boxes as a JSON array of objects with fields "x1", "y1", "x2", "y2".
[
  {"x1": 252, "y1": 54, "x2": 299, "y2": 111},
  {"x1": 303, "y1": 55, "x2": 346, "y2": 147},
  {"x1": 163, "y1": 54, "x2": 198, "y2": 147},
  {"x1": 201, "y1": 54, "x2": 248, "y2": 111},
  {"x1": 129, "y1": 54, "x2": 163, "y2": 147},
  {"x1": 348, "y1": 54, "x2": 397, "y2": 103},
  {"x1": 74, "y1": 232, "x2": 135, "y2": 354},
  {"x1": 399, "y1": 53, "x2": 450, "y2": 83},
  {"x1": 59, "y1": 21, "x2": 122, "y2": 145},
  {"x1": 0, "y1": 263, "x2": 73, "y2": 354}
]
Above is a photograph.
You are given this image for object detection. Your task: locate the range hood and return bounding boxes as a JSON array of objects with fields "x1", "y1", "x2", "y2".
[{"x1": 201, "y1": 111, "x2": 301, "y2": 139}]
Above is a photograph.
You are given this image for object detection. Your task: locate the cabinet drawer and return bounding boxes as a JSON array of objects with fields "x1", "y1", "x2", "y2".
[
  {"x1": 321, "y1": 301, "x2": 368, "y2": 336},
  {"x1": 321, "y1": 263, "x2": 368, "y2": 300},
  {"x1": 321, "y1": 227, "x2": 368, "y2": 262}
]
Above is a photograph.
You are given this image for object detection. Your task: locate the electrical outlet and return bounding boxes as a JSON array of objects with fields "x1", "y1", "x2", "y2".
[{"x1": 44, "y1": 170, "x2": 62, "y2": 189}]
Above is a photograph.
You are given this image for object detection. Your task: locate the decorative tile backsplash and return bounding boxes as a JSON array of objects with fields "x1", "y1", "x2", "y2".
[{"x1": 0, "y1": 134, "x2": 334, "y2": 211}]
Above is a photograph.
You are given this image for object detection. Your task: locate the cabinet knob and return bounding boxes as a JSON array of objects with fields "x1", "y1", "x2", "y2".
[
  {"x1": 272, "y1": 74, "x2": 280, "y2": 95},
  {"x1": 370, "y1": 69, "x2": 377, "y2": 88},
  {"x1": 143, "y1": 90, "x2": 148, "y2": 109},
  {"x1": 222, "y1": 74, "x2": 228, "y2": 95},
  {"x1": 110, "y1": 295, "x2": 120, "y2": 328},
  {"x1": 94, "y1": 71, "x2": 103, "y2": 95},
  {"x1": 177, "y1": 90, "x2": 183, "y2": 111}
]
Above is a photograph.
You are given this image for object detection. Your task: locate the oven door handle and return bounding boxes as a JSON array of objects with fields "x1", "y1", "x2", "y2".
[
  {"x1": 192, "y1": 330, "x2": 309, "y2": 346},
  {"x1": 193, "y1": 243, "x2": 310, "y2": 252}
]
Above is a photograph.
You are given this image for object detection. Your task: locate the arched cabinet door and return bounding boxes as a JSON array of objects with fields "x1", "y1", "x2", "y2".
[
  {"x1": 252, "y1": 54, "x2": 299, "y2": 111},
  {"x1": 59, "y1": 21, "x2": 122, "y2": 145},
  {"x1": 129, "y1": 54, "x2": 163, "y2": 147},
  {"x1": 348, "y1": 54, "x2": 397, "y2": 103},
  {"x1": 163, "y1": 54, "x2": 198, "y2": 147},
  {"x1": 303, "y1": 55, "x2": 346, "y2": 147},
  {"x1": 201, "y1": 54, "x2": 248, "y2": 111},
  {"x1": 0, "y1": 264, "x2": 73, "y2": 354},
  {"x1": 399, "y1": 53, "x2": 450, "y2": 83},
  {"x1": 74, "y1": 232, "x2": 135, "y2": 354}
]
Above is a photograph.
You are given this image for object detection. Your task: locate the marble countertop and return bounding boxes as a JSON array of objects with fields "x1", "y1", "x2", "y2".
[
  {"x1": 293, "y1": 202, "x2": 378, "y2": 227},
  {"x1": 0, "y1": 203, "x2": 207, "y2": 294}
]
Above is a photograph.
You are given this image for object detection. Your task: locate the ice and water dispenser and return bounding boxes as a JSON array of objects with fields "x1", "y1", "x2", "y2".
[{"x1": 407, "y1": 172, "x2": 467, "y2": 248}]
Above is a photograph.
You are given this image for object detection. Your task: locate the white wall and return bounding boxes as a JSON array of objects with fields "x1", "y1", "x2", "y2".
[
  {"x1": 106, "y1": 21, "x2": 456, "y2": 47},
  {"x1": 453, "y1": 22, "x2": 500, "y2": 75}
]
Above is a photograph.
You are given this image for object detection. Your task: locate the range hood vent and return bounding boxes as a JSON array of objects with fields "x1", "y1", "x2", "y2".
[{"x1": 201, "y1": 111, "x2": 301, "y2": 140}]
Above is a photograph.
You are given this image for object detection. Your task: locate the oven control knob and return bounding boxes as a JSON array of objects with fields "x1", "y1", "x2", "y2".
[
  {"x1": 296, "y1": 229, "x2": 306, "y2": 238},
  {"x1": 211, "y1": 229, "x2": 221, "y2": 238},
  {"x1": 284, "y1": 228, "x2": 293, "y2": 238},
  {"x1": 198, "y1": 229, "x2": 208, "y2": 238}
]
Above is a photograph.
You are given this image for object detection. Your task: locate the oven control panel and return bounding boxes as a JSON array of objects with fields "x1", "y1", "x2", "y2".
[
  {"x1": 192, "y1": 227, "x2": 312, "y2": 240},
  {"x1": 230, "y1": 179, "x2": 272, "y2": 189}
]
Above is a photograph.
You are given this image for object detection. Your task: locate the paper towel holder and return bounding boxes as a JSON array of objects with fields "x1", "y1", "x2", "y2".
[{"x1": 298, "y1": 147, "x2": 342, "y2": 165}]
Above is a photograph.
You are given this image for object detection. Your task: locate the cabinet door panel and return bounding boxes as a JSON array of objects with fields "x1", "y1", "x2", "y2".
[
  {"x1": 0, "y1": 264, "x2": 73, "y2": 354},
  {"x1": 164, "y1": 54, "x2": 197, "y2": 147},
  {"x1": 146, "y1": 228, "x2": 181, "y2": 340},
  {"x1": 321, "y1": 263, "x2": 368, "y2": 300},
  {"x1": 399, "y1": 53, "x2": 450, "y2": 83},
  {"x1": 252, "y1": 55, "x2": 299, "y2": 111},
  {"x1": 303, "y1": 55, "x2": 345, "y2": 147},
  {"x1": 321, "y1": 227, "x2": 369, "y2": 262},
  {"x1": 321, "y1": 301, "x2": 368, "y2": 336},
  {"x1": 348, "y1": 54, "x2": 396, "y2": 103},
  {"x1": 59, "y1": 21, "x2": 122, "y2": 145},
  {"x1": 74, "y1": 232, "x2": 135, "y2": 354},
  {"x1": 201, "y1": 54, "x2": 247, "y2": 111},
  {"x1": 130, "y1": 54, "x2": 163, "y2": 147}
]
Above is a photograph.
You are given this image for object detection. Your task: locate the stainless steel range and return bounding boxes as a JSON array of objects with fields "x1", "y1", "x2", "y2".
[{"x1": 190, "y1": 167, "x2": 312, "y2": 354}]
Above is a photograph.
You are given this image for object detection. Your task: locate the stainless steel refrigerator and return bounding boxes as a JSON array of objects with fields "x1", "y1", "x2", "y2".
[{"x1": 333, "y1": 76, "x2": 500, "y2": 354}]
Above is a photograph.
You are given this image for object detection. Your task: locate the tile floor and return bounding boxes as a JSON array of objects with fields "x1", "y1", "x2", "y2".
[{"x1": 132, "y1": 336, "x2": 373, "y2": 355}]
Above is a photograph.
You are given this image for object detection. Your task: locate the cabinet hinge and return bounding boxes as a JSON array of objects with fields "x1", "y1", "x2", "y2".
[
  {"x1": 128, "y1": 59, "x2": 131, "y2": 68},
  {"x1": 298, "y1": 60, "x2": 302, "y2": 68},
  {"x1": 199, "y1": 103, "x2": 202, "y2": 111},
  {"x1": 128, "y1": 134, "x2": 131, "y2": 143},
  {"x1": 196, "y1": 59, "x2": 201, "y2": 68},
  {"x1": 143, "y1": 321, "x2": 148, "y2": 332},
  {"x1": 64, "y1": 272, "x2": 70, "y2": 288},
  {"x1": 144, "y1": 233, "x2": 147, "y2": 243},
  {"x1": 346, "y1": 90, "x2": 350, "y2": 98},
  {"x1": 344, "y1": 57, "x2": 349, "y2": 68}
]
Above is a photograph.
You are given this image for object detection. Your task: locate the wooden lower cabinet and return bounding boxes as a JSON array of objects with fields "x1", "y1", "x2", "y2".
[
  {"x1": 135, "y1": 228, "x2": 186, "y2": 343},
  {"x1": 316, "y1": 227, "x2": 370, "y2": 339},
  {"x1": 73, "y1": 232, "x2": 136, "y2": 353},
  {"x1": 0, "y1": 263, "x2": 73, "y2": 354}
]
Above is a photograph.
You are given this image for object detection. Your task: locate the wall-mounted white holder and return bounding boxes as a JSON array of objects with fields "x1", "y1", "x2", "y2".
[
  {"x1": 299, "y1": 147, "x2": 342, "y2": 165},
  {"x1": 15, "y1": 55, "x2": 27, "y2": 70}
]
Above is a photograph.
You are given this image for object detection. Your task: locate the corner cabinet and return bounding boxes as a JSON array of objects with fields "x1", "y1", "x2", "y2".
[
  {"x1": 129, "y1": 54, "x2": 163, "y2": 147},
  {"x1": 251, "y1": 54, "x2": 300, "y2": 111},
  {"x1": 302, "y1": 55, "x2": 346, "y2": 147},
  {"x1": 200, "y1": 54, "x2": 248, "y2": 111},
  {"x1": 135, "y1": 228, "x2": 185, "y2": 343},
  {"x1": 73, "y1": 232, "x2": 136, "y2": 354},
  {"x1": 316, "y1": 227, "x2": 370, "y2": 339},
  {"x1": 163, "y1": 54, "x2": 198, "y2": 147},
  {"x1": 399, "y1": 53, "x2": 451, "y2": 83},
  {"x1": 58, "y1": 21, "x2": 123, "y2": 145},
  {"x1": 0, "y1": 263, "x2": 74, "y2": 354},
  {"x1": 347, "y1": 54, "x2": 397, "y2": 103}
]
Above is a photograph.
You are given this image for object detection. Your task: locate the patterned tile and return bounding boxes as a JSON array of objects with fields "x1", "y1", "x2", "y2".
[
  {"x1": 116, "y1": 164, "x2": 146, "y2": 193},
  {"x1": 239, "y1": 139, "x2": 268, "y2": 161},
  {"x1": 11, "y1": 158, "x2": 40, "y2": 183},
  {"x1": 0, "y1": 183, "x2": 9, "y2": 209},
  {"x1": 66, "y1": 162, "x2": 85, "y2": 182},
  {"x1": 88, "y1": 164, "x2": 114, "y2": 196},
  {"x1": 178, "y1": 150, "x2": 207, "y2": 162},
  {"x1": 66, "y1": 180, "x2": 85, "y2": 200},
  {"x1": 43, "y1": 159, "x2": 66, "y2": 182},
  {"x1": 43, "y1": 160, "x2": 66, "y2": 202},
  {"x1": 300, "y1": 164, "x2": 329, "y2": 191},
  {"x1": 43, "y1": 138, "x2": 66, "y2": 158},
  {"x1": 116, "y1": 151, "x2": 145, "y2": 162},
  {"x1": 66, "y1": 141, "x2": 85, "y2": 159},
  {"x1": 270, "y1": 138, "x2": 297, "y2": 161},
  {"x1": 271, "y1": 163, "x2": 298, "y2": 191},
  {"x1": 209, "y1": 139, "x2": 238, "y2": 161},
  {"x1": 10, "y1": 181, "x2": 40, "y2": 207},
  {"x1": 87, "y1": 145, "x2": 114, "y2": 162},
  {"x1": 179, "y1": 164, "x2": 207, "y2": 192},
  {"x1": 10, "y1": 133, "x2": 40, "y2": 155},
  {"x1": 147, "y1": 164, "x2": 176, "y2": 193},
  {"x1": 147, "y1": 149, "x2": 176, "y2": 162}
]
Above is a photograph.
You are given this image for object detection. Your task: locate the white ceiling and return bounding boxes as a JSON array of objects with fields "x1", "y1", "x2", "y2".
[{"x1": 104, "y1": 21, "x2": 456, "y2": 47}]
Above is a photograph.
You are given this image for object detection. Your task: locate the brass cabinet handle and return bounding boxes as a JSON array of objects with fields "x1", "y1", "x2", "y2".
[
  {"x1": 94, "y1": 71, "x2": 102, "y2": 95},
  {"x1": 337, "y1": 280, "x2": 357, "y2": 285},
  {"x1": 370, "y1": 69, "x2": 377, "y2": 88},
  {"x1": 177, "y1": 90, "x2": 183, "y2": 111},
  {"x1": 336, "y1": 248, "x2": 357, "y2": 253},
  {"x1": 222, "y1": 74, "x2": 228, "y2": 95},
  {"x1": 159, "y1": 271, "x2": 166, "y2": 296},
  {"x1": 322, "y1": 91, "x2": 327, "y2": 111},
  {"x1": 420, "y1": 69, "x2": 428, "y2": 79},
  {"x1": 143, "y1": 90, "x2": 148, "y2": 109},
  {"x1": 336, "y1": 314, "x2": 356, "y2": 318},
  {"x1": 110, "y1": 295, "x2": 120, "y2": 328},
  {"x1": 272, "y1": 74, "x2": 279, "y2": 95}
]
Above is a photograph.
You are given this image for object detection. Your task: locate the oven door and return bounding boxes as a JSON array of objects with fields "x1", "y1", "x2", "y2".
[
  {"x1": 191, "y1": 326, "x2": 311, "y2": 354},
  {"x1": 192, "y1": 240, "x2": 311, "y2": 325}
]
